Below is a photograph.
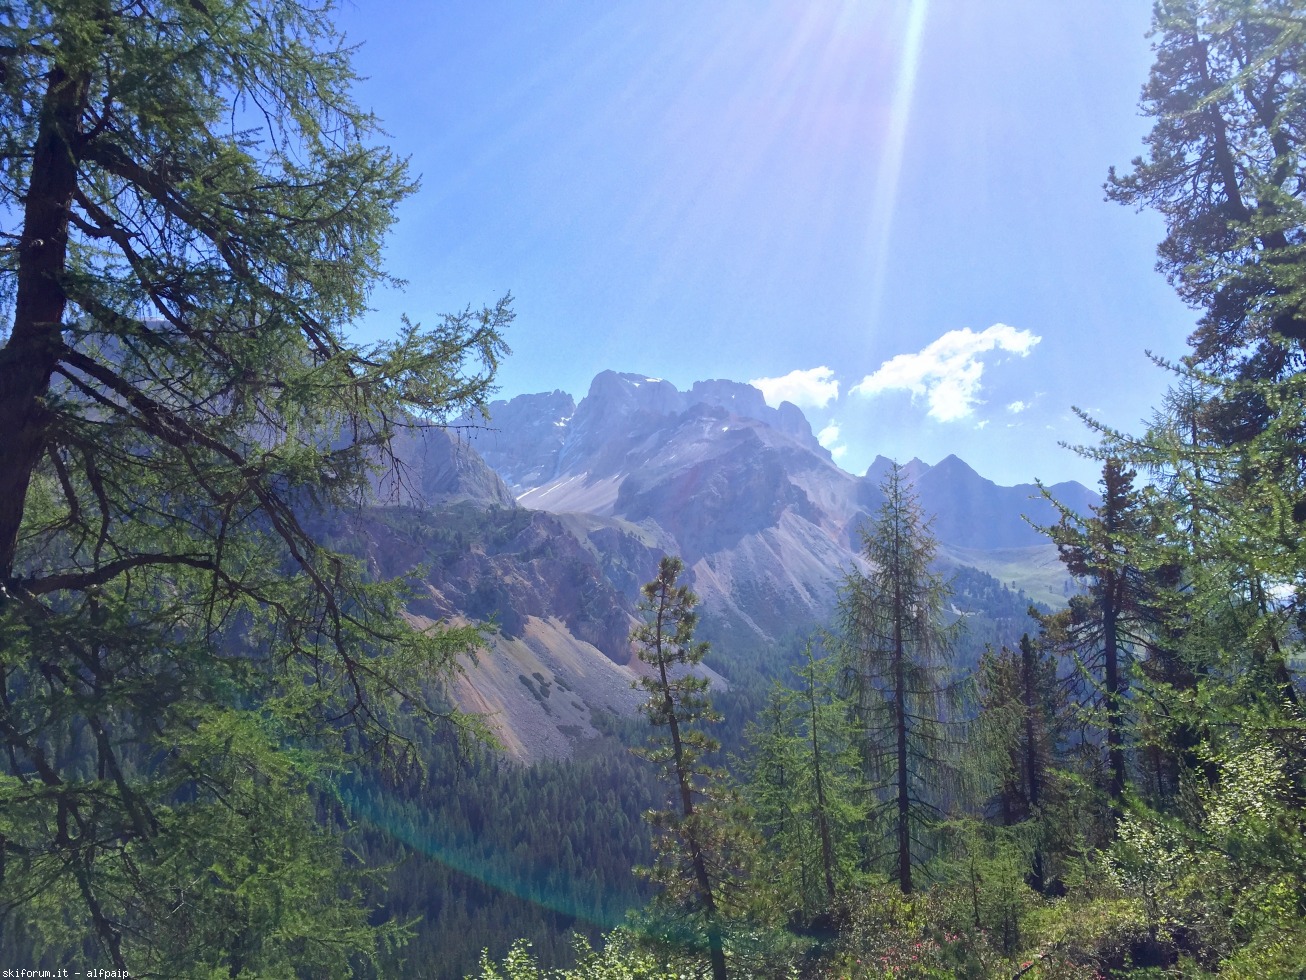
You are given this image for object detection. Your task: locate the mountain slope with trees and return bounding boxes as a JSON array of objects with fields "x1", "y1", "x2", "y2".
[
  {"x1": 473, "y1": 0, "x2": 1306, "y2": 976},
  {"x1": 0, "y1": 0, "x2": 509, "y2": 971},
  {"x1": 351, "y1": 377, "x2": 1082, "y2": 767},
  {"x1": 8, "y1": 0, "x2": 1302, "y2": 976}
]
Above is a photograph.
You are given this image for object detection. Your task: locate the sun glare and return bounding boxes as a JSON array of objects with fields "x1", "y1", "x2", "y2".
[
  {"x1": 593, "y1": 1, "x2": 936, "y2": 342},
  {"x1": 864, "y1": 0, "x2": 929, "y2": 330}
]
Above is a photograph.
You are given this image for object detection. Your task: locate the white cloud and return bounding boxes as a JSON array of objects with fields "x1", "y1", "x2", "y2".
[
  {"x1": 850, "y1": 324, "x2": 1040, "y2": 422},
  {"x1": 1007, "y1": 400, "x2": 1030, "y2": 414},
  {"x1": 749, "y1": 366, "x2": 840, "y2": 410},
  {"x1": 817, "y1": 421, "x2": 847, "y2": 461}
]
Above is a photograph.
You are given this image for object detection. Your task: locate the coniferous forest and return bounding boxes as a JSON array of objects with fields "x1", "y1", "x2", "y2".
[{"x1": 2, "y1": 1, "x2": 1305, "y2": 978}]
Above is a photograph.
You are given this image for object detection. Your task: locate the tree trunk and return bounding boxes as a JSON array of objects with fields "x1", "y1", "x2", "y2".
[
  {"x1": 0, "y1": 66, "x2": 89, "y2": 581},
  {"x1": 1103, "y1": 581, "x2": 1126, "y2": 805},
  {"x1": 894, "y1": 601, "x2": 912, "y2": 895},
  {"x1": 809, "y1": 667, "x2": 837, "y2": 907},
  {"x1": 658, "y1": 589, "x2": 727, "y2": 980},
  {"x1": 1019, "y1": 635, "x2": 1045, "y2": 892}
]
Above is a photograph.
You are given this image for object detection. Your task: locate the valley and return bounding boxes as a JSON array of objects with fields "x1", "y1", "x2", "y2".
[{"x1": 7, "y1": 4, "x2": 1300, "y2": 974}]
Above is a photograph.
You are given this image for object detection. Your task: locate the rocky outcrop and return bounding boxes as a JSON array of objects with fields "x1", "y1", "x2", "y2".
[
  {"x1": 687, "y1": 378, "x2": 824, "y2": 455},
  {"x1": 361, "y1": 504, "x2": 665, "y2": 665},
  {"x1": 351, "y1": 497, "x2": 681, "y2": 763},
  {"x1": 372, "y1": 425, "x2": 517, "y2": 509},
  {"x1": 461, "y1": 371, "x2": 829, "y2": 497},
  {"x1": 458, "y1": 389, "x2": 575, "y2": 489},
  {"x1": 614, "y1": 411, "x2": 824, "y2": 561}
]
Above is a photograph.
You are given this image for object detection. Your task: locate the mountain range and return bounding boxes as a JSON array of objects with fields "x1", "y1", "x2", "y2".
[{"x1": 355, "y1": 371, "x2": 1096, "y2": 762}]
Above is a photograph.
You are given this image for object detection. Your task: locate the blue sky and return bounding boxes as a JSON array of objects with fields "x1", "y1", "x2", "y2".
[{"x1": 335, "y1": 0, "x2": 1194, "y2": 488}]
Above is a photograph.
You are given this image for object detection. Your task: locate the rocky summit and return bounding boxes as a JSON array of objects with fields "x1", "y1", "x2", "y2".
[{"x1": 354, "y1": 371, "x2": 1095, "y2": 761}]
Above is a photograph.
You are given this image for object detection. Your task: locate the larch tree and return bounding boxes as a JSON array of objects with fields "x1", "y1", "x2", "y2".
[
  {"x1": 1061, "y1": 2, "x2": 1306, "y2": 969},
  {"x1": 1037, "y1": 460, "x2": 1158, "y2": 807},
  {"x1": 739, "y1": 693, "x2": 805, "y2": 912},
  {"x1": 742, "y1": 643, "x2": 861, "y2": 921},
  {"x1": 973, "y1": 634, "x2": 1069, "y2": 894},
  {"x1": 632, "y1": 555, "x2": 734, "y2": 980},
  {"x1": 837, "y1": 462, "x2": 964, "y2": 895},
  {"x1": 1102, "y1": 0, "x2": 1306, "y2": 716},
  {"x1": 0, "y1": 0, "x2": 510, "y2": 971},
  {"x1": 1106, "y1": 0, "x2": 1306, "y2": 384}
]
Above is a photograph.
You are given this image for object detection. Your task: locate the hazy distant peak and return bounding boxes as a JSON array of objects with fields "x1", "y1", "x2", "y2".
[
  {"x1": 568, "y1": 371, "x2": 826, "y2": 456},
  {"x1": 686, "y1": 378, "x2": 822, "y2": 453},
  {"x1": 452, "y1": 389, "x2": 576, "y2": 490},
  {"x1": 372, "y1": 426, "x2": 517, "y2": 509},
  {"x1": 864, "y1": 455, "x2": 896, "y2": 480},
  {"x1": 865, "y1": 454, "x2": 932, "y2": 483},
  {"x1": 929, "y1": 454, "x2": 983, "y2": 483}
]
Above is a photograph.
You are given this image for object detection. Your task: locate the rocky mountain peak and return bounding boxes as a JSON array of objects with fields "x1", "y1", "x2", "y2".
[
  {"x1": 456, "y1": 389, "x2": 574, "y2": 489},
  {"x1": 930, "y1": 454, "x2": 980, "y2": 480},
  {"x1": 373, "y1": 426, "x2": 517, "y2": 510},
  {"x1": 457, "y1": 369, "x2": 1095, "y2": 561},
  {"x1": 584, "y1": 370, "x2": 683, "y2": 416},
  {"x1": 688, "y1": 378, "x2": 823, "y2": 455},
  {"x1": 688, "y1": 378, "x2": 769, "y2": 418},
  {"x1": 460, "y1": 371, "x2": 830, "y2": 495},
  {"x1": 900, "y1": 457, "x2": 931, "y2": 482},
  {"x1": 865, "y1": 454, "x2": 930, "y2": 485}
]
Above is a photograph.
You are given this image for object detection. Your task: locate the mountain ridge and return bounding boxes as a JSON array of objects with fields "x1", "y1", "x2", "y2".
[
  {"x1": 366, "y1": 370, "x2": 1098, "y2": 761},
  {"x1": 460, "y1": 371, "x2": 1096, "y2": 555}
]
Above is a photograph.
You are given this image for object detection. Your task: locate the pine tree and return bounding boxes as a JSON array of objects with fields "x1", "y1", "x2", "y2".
[
  {"x1": 1103, "y1": 0, "x2": 1306, "y2": 736},
  {"x1": 792, "y1": 645, "x2": 863, "y2": 913},
  {"x1": 1105, "y1": 0, "x2": 1306, "y2": 382},
  {"x1": 740, "y1": 694, "x2": 806, "y2": 913},
  {"x1": 1061, "y1": 2, "x2": 1306, "y2": 968},
  {"x1": 1037, "y1": 460, "x2": 1158, "y2": 806},
  {"x1": 837, "y1": 462, "x2": 964, "y2": 895},
  {"x1": 0, "y1": 0, "x2": 510, "y2": 968},
  {"x1": 631, "y1": 556, "x2": 733, "y2": 980},
  {"x1": 742, "y1": 644, "x2": 861, "y2": 921},
  {"x1": 973, "y1": 634, "x2": 1069, "y2": 893}
]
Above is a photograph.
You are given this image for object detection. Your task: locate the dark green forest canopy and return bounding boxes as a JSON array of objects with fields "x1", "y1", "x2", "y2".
[{"x1": 0, "y1": 0, "x2": 509, "y2": 972}]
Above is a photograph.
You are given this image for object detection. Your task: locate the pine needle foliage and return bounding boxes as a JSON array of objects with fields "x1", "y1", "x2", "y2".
[
  {"x1": 1035, "y1": 461, "x2": 1161, "y2": 806},
  {"x1": 0, "y1": 0, "x2": 511, "y2": 970},
  {"x1": 630, "y1": 556, "x2": 738, "y2": 980},
  {"x1": 740, "y1": 643, "x2": 862, "y2": 923},
  {"x1": 972, "y1": 634, "x2": 1074, "y2": 894},
  {"x1": 836, "y1": 462, "x2": 966, "y2": 895}
]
